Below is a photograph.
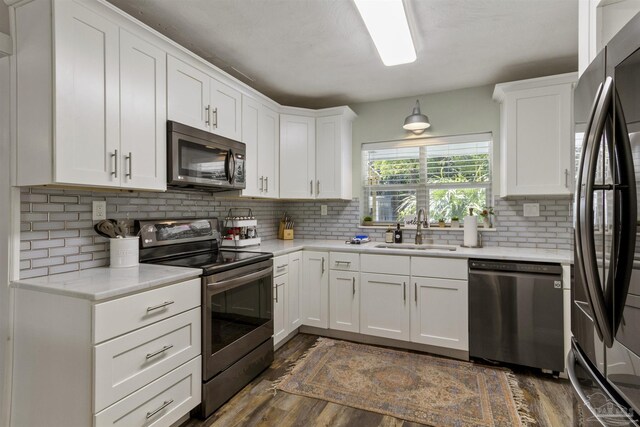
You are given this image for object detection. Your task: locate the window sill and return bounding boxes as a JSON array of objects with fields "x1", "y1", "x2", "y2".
[{"x1": 357, "y1": 225, "x2": 497, "y2": 232}]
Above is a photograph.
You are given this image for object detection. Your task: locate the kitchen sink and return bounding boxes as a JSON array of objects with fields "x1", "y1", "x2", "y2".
[{"x1": 375, "y1": 243, "x2": 457, "y2": 251}]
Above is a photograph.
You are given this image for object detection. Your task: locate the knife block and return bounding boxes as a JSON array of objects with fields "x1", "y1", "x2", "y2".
[{"x1": 278, "y1": 221, "x2": 294, "y2": 240}]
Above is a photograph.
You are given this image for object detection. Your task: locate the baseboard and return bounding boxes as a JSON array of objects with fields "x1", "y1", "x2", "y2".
[
  {"x1": 274, "y1": 328, "x2": 300, "y2": 351},
  {"x1": 298, "y1": 326, "x2": 469, "y2": 361}
]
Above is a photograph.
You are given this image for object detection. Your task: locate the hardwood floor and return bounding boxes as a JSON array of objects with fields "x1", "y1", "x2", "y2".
[{"x1": 183, "y1": 334, "x2": 573, "y2": 427}]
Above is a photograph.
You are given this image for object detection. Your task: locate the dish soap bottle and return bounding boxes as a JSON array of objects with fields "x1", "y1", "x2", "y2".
[
  {"x1": 394, "y1": 223, "x2": 403, "y2": 243},
  {"x1": 385, "y1": 227, "x2": 394, "y2": 243}
]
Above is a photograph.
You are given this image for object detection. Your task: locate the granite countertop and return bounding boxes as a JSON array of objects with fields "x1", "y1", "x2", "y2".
[
  {"x1": 250, "y1": 239, "x2": 573, "y2": 264},
  {"x1": 11, "y1": 264, "x2": 202, "y2": 301}
]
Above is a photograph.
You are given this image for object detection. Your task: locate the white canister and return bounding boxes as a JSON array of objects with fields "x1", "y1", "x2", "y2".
[{"x1": 110, "y1": 237, "x2": 139, "y2": 268}]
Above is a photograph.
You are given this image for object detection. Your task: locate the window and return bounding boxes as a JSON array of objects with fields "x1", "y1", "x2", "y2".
[{"x1": 362, "y1": 133, "x2": 492, "y2": 223}]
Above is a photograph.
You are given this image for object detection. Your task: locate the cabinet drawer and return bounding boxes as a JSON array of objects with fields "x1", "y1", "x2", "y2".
[
  {"x1": 329, "y1": 252, "x2": 359, "y2": 271},
  {"x1": 94, "y1": 356, "x2": 201, "y2": 427},
  {"x1": 93, "y1": 278, "x2": 200, "y2": 344},
  {"x1": 273, "y1": 255, "x2": 289, "y2": 277},
  {"x1": 361, "y1": 254, "x2": 410, "y2": 275},
  {"x1": 411, "y1": 257, "x2": 467, "y2": 280},
  {"x1": 94, "y1": 308, "x2": 201, "y2": 412}
]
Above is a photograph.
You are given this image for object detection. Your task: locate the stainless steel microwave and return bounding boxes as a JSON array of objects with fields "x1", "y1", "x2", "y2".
[{"x1": 167, "y1": 121, "x2": 246, "y2": 191}]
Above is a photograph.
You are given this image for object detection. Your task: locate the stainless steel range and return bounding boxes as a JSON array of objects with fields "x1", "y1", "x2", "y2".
[{"x1": 138, "y1": 218, "x2": 274, "y2": 419}]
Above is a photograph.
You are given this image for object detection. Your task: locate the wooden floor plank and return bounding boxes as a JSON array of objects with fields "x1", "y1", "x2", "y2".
[{"x1": 183, "y1": 333, "x2": 573, "y2": 427}]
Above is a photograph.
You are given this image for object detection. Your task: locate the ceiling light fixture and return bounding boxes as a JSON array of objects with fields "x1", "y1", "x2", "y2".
[
  {"x1": 403, "y1": 100, "x2": 430, "y2": 134},
  {"x1": 353, "y1": 0, "x2": 416, "y2": 67}
]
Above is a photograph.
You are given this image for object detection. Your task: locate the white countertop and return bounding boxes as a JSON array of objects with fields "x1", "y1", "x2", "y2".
[
  {"x1": 11, "y1": 264, "x2": 202, "y2": 301},
  {"x1": 251, "y1": 239, "x2": 573, "y2": 264}
]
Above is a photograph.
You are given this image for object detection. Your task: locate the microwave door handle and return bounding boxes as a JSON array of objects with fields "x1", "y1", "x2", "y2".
[
  {"x1": 225, "y1": 149, "x2": 236, "y2": 184},
  {"x1": 581, "y1": 76, "x2": 614, "y2": 347},
  {"x1": 611, "y1": 90, "x2": 638, "y2": 335}
]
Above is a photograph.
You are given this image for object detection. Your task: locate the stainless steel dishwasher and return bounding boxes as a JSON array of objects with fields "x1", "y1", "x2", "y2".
[{"x1": 468, "y1": 259, "x2": 564, "y2": 374}]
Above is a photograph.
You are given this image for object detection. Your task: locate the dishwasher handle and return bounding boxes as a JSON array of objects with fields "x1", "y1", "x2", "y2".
[{"x1": 469, "y1": 269, "x2": 562, "y2": 283}]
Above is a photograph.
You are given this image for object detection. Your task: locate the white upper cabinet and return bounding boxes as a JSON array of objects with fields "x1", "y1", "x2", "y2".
[
  {"x1": 280, "y1": 108, "x2": 356, "y2": 200},
  {"x1": 167, "y1": 55, "x2": 210, "y2": 132},
  {"x1": 167, "y1": 55, "x2": 242, "y2": 140},
  {"x1": 14, "y1": 0, "x2": 166, "y2": 191},
  {"x1": 241, "y1": 95, "x2": 279, "y2": 198},
  {"x1": 493, "y1": 73, "x2": 577, "y2": 197},
  {"x1": 54, "y1": 0, "x2": 120, "y2": 187},
  {"x1": 280, "y1": 114, "x2": 316, "y2": 199},
  {"x1": 119, "y1": 29, "x2": 166, "y2": 190}
]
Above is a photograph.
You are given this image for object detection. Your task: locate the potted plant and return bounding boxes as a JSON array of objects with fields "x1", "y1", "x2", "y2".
[
  {"x1": 451, "y1": 216, "x2": 460, "y2": 228},
  {"x1": 479, "y1": 207, "x2": 495, "y2": 228},
  {"x1": 438, "y1": 218, "x2": 446, "y2": 228},
  {"x1": 362, "y1": 216, "x2": 373, "y2": 226}
]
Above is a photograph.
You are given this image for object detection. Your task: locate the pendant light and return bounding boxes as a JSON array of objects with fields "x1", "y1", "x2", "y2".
[{"x1": 403, "y1": 100, "x2": 431, "y2": 134}]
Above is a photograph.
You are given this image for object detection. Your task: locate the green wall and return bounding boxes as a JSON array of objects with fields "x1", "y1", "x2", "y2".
[{"x1": 349, "y1": 84, "x2": 500, "y2": 198}]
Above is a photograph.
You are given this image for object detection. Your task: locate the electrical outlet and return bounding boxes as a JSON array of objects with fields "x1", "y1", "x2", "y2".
[
  {"x1": 92, "y1": 201, "x2": 107, "y2": 221},
  {"x1": 523, "y1": 203, "x2": 540, "y2": 217},
  {"x1": 321, "y1": 205, "x2": 328, "y2": 216}
]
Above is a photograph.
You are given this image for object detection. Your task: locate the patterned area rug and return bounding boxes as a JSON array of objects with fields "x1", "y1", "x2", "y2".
[{"x1": 274, "y1": 338, "x2": 535, "y2": 427}]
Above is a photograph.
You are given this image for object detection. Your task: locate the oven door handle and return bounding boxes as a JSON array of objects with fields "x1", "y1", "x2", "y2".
[{"x1": 206, "y1": 266, "x2": 273, "y2": 294}]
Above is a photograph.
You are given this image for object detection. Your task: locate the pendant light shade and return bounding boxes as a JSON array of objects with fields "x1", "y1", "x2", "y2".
[{"x1": 403, "y1": 100, "x2": 431, "y2": 134}]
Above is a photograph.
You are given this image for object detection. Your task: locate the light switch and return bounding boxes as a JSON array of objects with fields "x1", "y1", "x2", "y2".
[
  {"x1": 523, "y1": 203, "x2": 540, "y2": 217},
  {"x1": 92, "y1": 201, "x2": 107, "y2": 221},
  {"x1": 321, "y1": 205, "x2": 328, "y2": 216}
]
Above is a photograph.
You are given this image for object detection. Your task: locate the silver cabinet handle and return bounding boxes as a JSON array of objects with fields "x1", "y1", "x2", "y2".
[
  {"x1": 205, "y1": 105, "x2": 211, "y2": 126},
  {"x1": 146, "y1": 344, "x2": 173, "y2": 359},
  {"x1": 403, "y1": 282, "x2": 406, "y2": 302},
  {"x1": 146, "y1": 301, "x2": 174, "y2": 312},
  {"x1": 213, "y1": 107, "x2": 218, "y2": 128},
  {"x1": 265, "y1": 176, "x2": 268, "y2": 192},
  {"x1": 565, "y1": 169, "x2": 569, "y2": 188},
  {"x1": 146, "y1": 399, "x2": 174, "y2": 419},
  {"x1": 259, "y1": 176, "x2": 264, "y2": 192},
  {"x1": 335, "y1": 260, "x2": 351, "y2": 265},
  {"x1": 414, "y1": 283, "x2": 417, "y2": 303},
  {"x1": 310, "y1": 180, "x2": 313, "y2": 195},
  {"x1": 276, "y1": 264, "x2": 287, "y2": 270},
  {"x1": 111, "y1": 149, "x2": 118, "y2": 177},
  {"x1": 275, "y1": 284, "x2": 278, "y2": 303},
  {"x1": 321, "y1": 257, "x2": 325, "y2": 275},
  {"x1": 317, "y1": 180, "x2": 320, "y2": 195},
  {"x1": 352, "y1": 277, "x2": 355, "y2": 296},
  {"x1": 126, "y1": 152, "x2": 133, "y2": 179}
]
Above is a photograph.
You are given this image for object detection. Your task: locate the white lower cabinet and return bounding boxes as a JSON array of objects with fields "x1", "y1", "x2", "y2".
[
  {"x1": 410, "y1": 277, "x2": 468, "y2": 351},
  {"x1": 272, "y1": 251, "x2": 302, "y2": 347},
  {"x1": 288, "y1": 251, "x2": 303, "y2": 330},
  {"x1": 329, "y1": 270, "x2": 360, "y2": 333},
  {"x1": 11, "y1": 276, "x2": 202, "y2": 427},
  {"x1": 360, "y1": 272, "x2": 410, "y2": 340},
  {"x1": 302, "y1": 251, "x2": 329, "y2": 328},
  {"x1": 273, "y1": 274, "x2": 288, "y2": 345}
]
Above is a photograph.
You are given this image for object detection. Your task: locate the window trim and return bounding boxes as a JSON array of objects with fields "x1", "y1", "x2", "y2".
[{"x1": 361, "y1": 132, "x2": 493, "y2": 224}]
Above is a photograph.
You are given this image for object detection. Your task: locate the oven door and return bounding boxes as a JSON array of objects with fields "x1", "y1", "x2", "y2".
[{"x1": 203, "y1": 260, "x2": 273, "y2": 380}]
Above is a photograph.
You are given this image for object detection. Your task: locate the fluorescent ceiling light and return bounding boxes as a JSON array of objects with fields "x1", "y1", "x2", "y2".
[{"x1": 354, "y1": 0, "x2": 416, "y2": 66}]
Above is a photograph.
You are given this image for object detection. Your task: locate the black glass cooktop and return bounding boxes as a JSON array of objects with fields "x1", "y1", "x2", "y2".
[{"x1": 153, "y1": 250, "x2": 272, "y2": 274}]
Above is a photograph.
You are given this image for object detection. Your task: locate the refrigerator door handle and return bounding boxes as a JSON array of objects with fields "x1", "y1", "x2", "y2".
[
  {"x1": 611, "y1": 90, "x2": 638, "y2": 335},
  {"x1": 577, "y1": 76, "x2": 615, "y2": 346}
]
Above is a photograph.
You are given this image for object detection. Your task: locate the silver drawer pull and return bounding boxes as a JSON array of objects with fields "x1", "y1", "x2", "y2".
[
  {"x1": 146, "y1": 301, "x2": 174, "y2": 312},
  {"x1": 146, "y1": 399, "x2": 174, "y2": 419},
  {"x1": 146, "y1": 344, "x2": 173, "y2": 359},
  {"x1": 335, "y1": 261, "x2": 351, "y2": 265},
  {"x1": 276, "y1": 264, "x2": 287, "y2": 269}
]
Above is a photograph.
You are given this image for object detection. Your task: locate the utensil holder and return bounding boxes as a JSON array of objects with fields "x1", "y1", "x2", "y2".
[
  {"x1": 110, "y1": 237, "x2": 139, "y2": 268},
  {"x1": 278, "y1": 221, "x2": 294, "y2": 240}
]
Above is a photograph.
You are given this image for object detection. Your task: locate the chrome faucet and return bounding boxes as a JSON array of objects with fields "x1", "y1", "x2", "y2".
[{"x1": 415, "y1": 208, "x2": 426, "y2": 245}]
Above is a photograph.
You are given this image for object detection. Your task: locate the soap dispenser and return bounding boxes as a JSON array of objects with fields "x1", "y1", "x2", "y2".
[
  {"x1": 394, "y1": 223, "x2": 403, "y2": 243},
  {"x1": 385, "y1": 227, "x2": 394, "y2": 243}
]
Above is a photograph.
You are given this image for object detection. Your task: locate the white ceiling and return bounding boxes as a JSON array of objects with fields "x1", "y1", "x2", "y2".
[{"x1": 107, "y1": 0, "x2": 578, "y2": 109}]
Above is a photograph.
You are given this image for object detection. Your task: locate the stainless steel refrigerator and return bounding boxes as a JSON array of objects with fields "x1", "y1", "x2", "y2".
[{"x1": 570, "y1": 12, "x2": 640, "y2": 427}]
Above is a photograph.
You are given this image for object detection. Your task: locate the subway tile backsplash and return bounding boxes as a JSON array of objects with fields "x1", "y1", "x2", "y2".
[{"x1": 19, "y1": 187, "x2": 573, "y2": 279}]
